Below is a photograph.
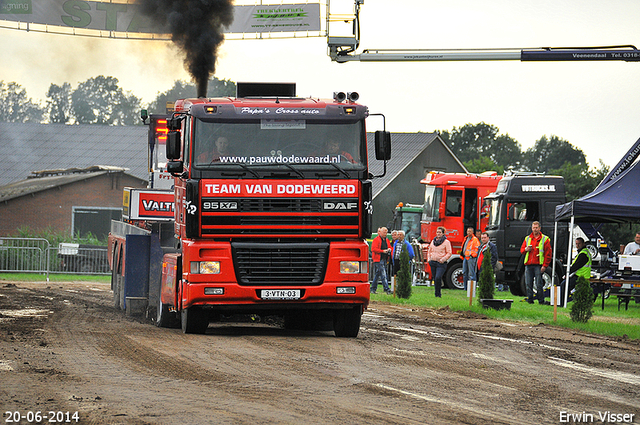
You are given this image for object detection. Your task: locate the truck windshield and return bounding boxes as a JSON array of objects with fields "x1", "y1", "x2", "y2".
[
  {"x1": 423, "y1": 186, "x2": 442, "y2": 222},
  {"x1": 486, "y1": 197, "x2": 502, "y2": 230},
  {"x1": 193, "y1": 119, "x2": 364, "y2": 168},
  {"x1": 400, "y1": 211, "x2": 422, "y2": 242}
]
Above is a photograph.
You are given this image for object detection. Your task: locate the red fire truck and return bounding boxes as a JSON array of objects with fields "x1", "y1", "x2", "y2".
[
  {"x1": 419, "y1": 171, "x2": 502, "y2": 289},
  {"x1": 109, "y1": 83, "x2": 391, "y2": 337}
]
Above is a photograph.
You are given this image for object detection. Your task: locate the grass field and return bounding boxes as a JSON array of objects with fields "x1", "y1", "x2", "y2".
[
  {"x1": 371, "y1": 285, "x2": 640, "y2": 340},
  {"x1": 0, "y1": 273, "x2": 111, "y2": 283}
]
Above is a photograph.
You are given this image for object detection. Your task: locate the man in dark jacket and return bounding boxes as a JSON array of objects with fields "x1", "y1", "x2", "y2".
[
  {"x1": 392, "y1": 230, "x2": 415, "y2": 276},
  {"x1": 477, "y1": 232, "x2": 498, "y2": 273}
]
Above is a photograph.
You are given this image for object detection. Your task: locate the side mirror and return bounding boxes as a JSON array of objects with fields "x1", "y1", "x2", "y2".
[
  {"x1": 374, "y1": 130, "x2": 391, "y2": 160},
  {"x1": 167, "y1": 160, "x2": 183, "y2": 175},
  {"x1": 166, "y1": 131, "x2": 181, "y2": 159},
  {"x1": 167, "y1": 117, "x2": 182, "y2": 131},
  {"x1": 438, "y1": 203, "x2": 445, "y2": 220}
]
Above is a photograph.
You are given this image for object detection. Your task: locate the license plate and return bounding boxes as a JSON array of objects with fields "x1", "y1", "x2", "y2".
[{"x1": 261, "y1": 289, "x2": 301, "y2": 300}]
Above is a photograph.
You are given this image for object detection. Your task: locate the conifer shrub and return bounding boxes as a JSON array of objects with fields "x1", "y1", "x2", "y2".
[
  {"x1": 477, "y1": 250, "x2": 495, "y2": 303},
  {"x1": 396, "y1": 246, "x2": 412, "y2": 299},
  {"x1": 570, "y1": 276, "x2": 594, "y2": 323}
]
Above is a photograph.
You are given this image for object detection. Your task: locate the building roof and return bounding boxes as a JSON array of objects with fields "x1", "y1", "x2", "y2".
[
  {"x1": 0, "y1": 166, "x2": 144, "y2": 202},
  {"x1": 1, "y1": 123, "x2": 460, "y2": 197},
  {"x1": 367, "y1": 132, "x2": 465, "y2": 196},
  {"x1": 1, "y1": 122, "x2": 148, "y2": 187}
]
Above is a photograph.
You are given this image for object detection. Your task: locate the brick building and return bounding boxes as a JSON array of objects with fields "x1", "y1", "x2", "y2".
[
  {"x1": 1, "y1": 122, "x2": 150, "y2": 238},
  {"x1": 0, "y1": 166, "x2": 146, "y2": 238}
]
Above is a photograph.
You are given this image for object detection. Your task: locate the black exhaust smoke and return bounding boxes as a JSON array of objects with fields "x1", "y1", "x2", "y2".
[{"x1": 137, "y1": 0, "x2": 234, "y2": 97}]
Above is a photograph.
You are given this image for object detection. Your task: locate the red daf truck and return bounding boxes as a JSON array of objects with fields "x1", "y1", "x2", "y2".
[{"x1": 109, "y1": 83, "x2": 391, "y2": 337}]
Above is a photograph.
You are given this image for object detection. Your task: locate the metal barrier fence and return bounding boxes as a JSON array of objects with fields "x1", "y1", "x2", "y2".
[{"x1": 0, "y1": 237, "x2": 109, "y2": 276}]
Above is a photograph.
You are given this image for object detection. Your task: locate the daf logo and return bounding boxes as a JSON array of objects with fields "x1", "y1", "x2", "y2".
[
  {"x1": 203, "y1": 201, "x2": 238, "y2": 210},
  {"x1": 323, "y1": 202, "x2": 358, "y2": 211}
]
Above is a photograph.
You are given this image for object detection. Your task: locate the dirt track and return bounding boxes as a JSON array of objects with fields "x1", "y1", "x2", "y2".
[{"x1": 1, "y1": 281, "x2": 639, "y2": 425}]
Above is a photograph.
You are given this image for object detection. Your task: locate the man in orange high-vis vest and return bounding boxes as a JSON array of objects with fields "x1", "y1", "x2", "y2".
[
  {"x1": 460, "y1": 227, "x2": 480, "y2": 290},
  {"x1": 520, "y1": 221, "x2": 553, "y2": 304}
]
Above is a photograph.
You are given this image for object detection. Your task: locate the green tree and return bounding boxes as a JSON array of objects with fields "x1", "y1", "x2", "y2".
[
  {"x1": 464, "y1": 156, "x2": 504, "y2": 175},
  {"x1": 71, "y1": 76, "x2": 141, "y2": 125},
  {"x1": 570, "y1": 276, "x2": 594, "y2": 323},
  {"x1": 46, "y1": 82, "x2": 72, "y2": 124},
  {"x1": 148, "y1": 77, "x2": 236, "y2": 114},
  {"x1": 0, "y1": 81, "x2": 44, "y2": 123},
  {"x1": 522, "y1": 135, "x2": 585, "y2": 173},
  {"x1": 439, "y1": 122, "x2": 522, "y2": 170},
  {"x1": 395, "y1": 247, "x2": 412, "y2": 299},
  {"x1": 477, "y1": 250, "x2": 495, "y2": 301},
  {"x1": 550, "y1": 161, "x2": 608, "y2": 201}
]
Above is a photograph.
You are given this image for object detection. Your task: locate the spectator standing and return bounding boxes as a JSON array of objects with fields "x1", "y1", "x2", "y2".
[
  {"x1": 392, "y1": 230, "x2": 415, "y2": 276},
  {"x1": 477, "y1": 232, "x2": 498, "y2": 274},
  {"x1": 460, "y1": 227, "x2": 480, "y2": 290},
  {"x1": 520, "y1": 221, "x2": 553, "y2": 304},
  {"x1": 623, "y1": 232, "x2": 640, "y2": 255},
  {"x1": 371, "y1": 227, "x2": 392, "y2": 295},
  {"x1": 388, "y1": 230, "x2": 399, "y2": 276},
  {"x1": 559, "y1": 237, "x2": 592, "y2": 302},
  {"x1": 427, "y1": 226, "x2": 452, "y2": 298}
]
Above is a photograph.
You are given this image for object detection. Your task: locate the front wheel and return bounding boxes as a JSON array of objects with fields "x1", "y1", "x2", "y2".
[
  {"x1": 510, "y1": 274, "x2": 525, "y2": 296},
  {"x1": 445, "y1": 262, "x2": 464, "y2": 290},
  {"x1": 156, "y1": 296, "x2": 179, "y2": 328},
  {"x1": 333, "y1": 307, "x2": 362, "y2": 338},
  {"x1": 181, "y1": 307, "x2": 209, "y2": 334}
]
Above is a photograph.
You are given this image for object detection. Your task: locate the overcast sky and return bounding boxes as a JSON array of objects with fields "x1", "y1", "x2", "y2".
[{"x1": 2, "y1": 0, "x2": 639, "y2": 168}]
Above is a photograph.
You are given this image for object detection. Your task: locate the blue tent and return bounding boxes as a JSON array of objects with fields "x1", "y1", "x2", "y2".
[{"x1": 555, "y1": 136, "x2": 640, "y2": 223}]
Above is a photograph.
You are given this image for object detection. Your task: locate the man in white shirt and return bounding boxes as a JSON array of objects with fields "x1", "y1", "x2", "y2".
[{"x1": 623, "y1": 232, "x2": 640, "y2": 255}]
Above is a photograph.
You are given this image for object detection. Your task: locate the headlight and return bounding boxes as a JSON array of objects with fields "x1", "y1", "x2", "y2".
[
  {"x1": 204, "y1": 287, "x2": 224, "y2": 295},
  {"x1": 340, "y1": 261, "x2": 360, "y2": 274},
  {"x1": 191, "y1": 261, "x2": 221, "y2": 274},
  {"x1": 337, "y1": 287, "x2": 356, "y2": 294}
]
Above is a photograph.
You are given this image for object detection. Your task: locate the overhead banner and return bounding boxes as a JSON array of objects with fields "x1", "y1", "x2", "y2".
[{"x1": 0, "y1": 1, "x2": 320, "y2": 34}]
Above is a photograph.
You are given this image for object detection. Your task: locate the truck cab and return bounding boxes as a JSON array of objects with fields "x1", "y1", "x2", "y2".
[
  {"x1": 156, "y1": 83, "x2": 391, "y2": 336},
  {"x1": 484, "y1": 173, "x2": 568, "y2": 296}
]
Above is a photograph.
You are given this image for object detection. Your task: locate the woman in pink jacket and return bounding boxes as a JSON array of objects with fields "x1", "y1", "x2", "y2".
[{"x1": 427, "y1": 226, "x2": 452, "y2": 298}]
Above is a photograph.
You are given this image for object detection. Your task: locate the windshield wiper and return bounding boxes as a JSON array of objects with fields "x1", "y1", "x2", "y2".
[
  {"x1": 316, "y1": 163, "x2": 350, "y2": 179},
  {"x1": 220, "y1": 163, "x2": 260, "y2": 178},
  {"x1": 276, "y1": 163, "x2": 304, "y2": 179}
]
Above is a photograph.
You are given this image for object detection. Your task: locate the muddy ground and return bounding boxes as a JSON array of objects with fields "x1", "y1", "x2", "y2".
[{"x1": 1, "y1": 281, "x2": 639, "y2": 425}]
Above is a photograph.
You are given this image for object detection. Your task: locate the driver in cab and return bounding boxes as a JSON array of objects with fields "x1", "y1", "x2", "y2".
[
  {"x1": 198, "y1": 136, "x2": 233, "y2": 163},
  {"x1": 323, "y1": 139, "x2": 354, "y2": 163}
]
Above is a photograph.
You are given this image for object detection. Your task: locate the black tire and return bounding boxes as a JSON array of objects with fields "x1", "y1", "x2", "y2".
[
  {"x1": 156, "y1": 295, "x2": 179, "y2": 328},
  {"x1": 112, "y1": 270, "x2": 121, "y2": 309},
  {"x1": 181, "y1": 307, "x2": 209, "y2": 334},
  {"x1": 509, "y1": 274, "x2": 525, "y2": 296},
  {"x1": 444, "y1": 262, "x2": 464, "y2": 290},
  {"x1": 333, "y1": 307, "x2": 362, "y2": 338}
]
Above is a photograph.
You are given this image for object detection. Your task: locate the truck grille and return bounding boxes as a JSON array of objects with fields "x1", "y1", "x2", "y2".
[
  {"x1": 201, "y1": 197, "x2": 359, "y2": 237},
  {"x1": 232, "y1": 242, "x2": 328, "y2": 286},
  {"x1": 240, "y1": 199, "x2": 321, "y2": 212}
]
